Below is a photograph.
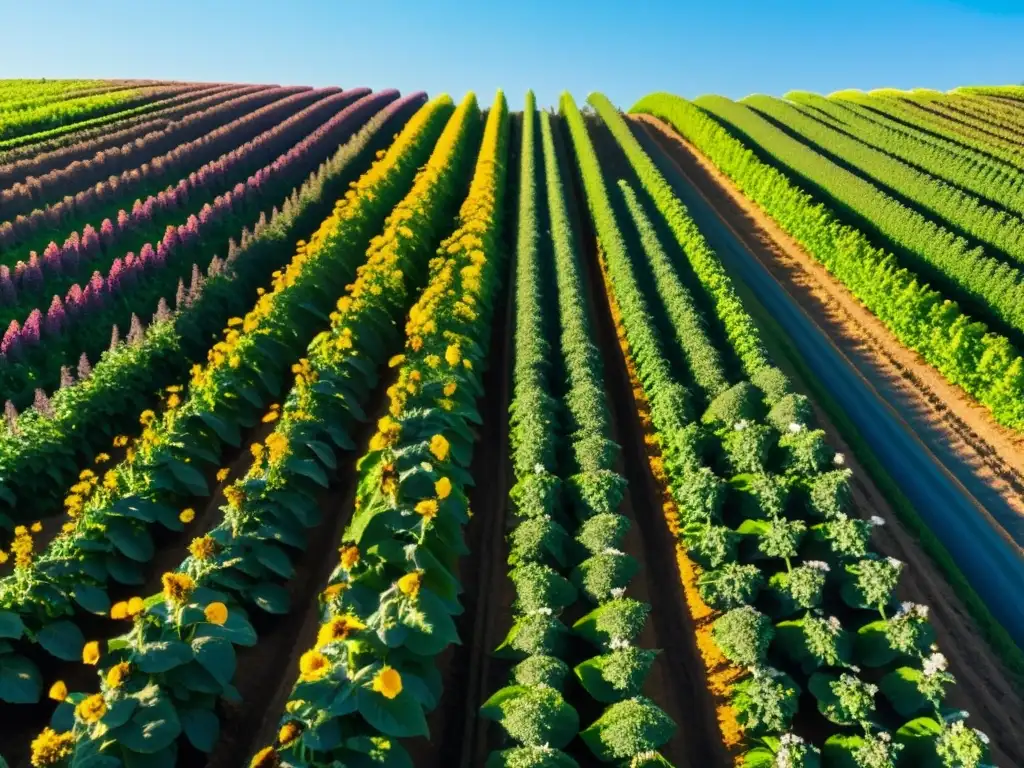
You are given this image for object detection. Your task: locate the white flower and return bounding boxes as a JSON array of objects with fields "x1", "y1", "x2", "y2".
[
  {"x1": 788, "y1": 422, "x2": 803, "y2": 433},
  {"x1": 420, "y1": 461, "x2": 433, "y2": 472},
  {"x1": 922, "y1": 652, "x2": 949, "y2": 676},
  {"x1": 886, "y1": 556, "x2": 903, "y2": 569},
  {"x1": 805, "y1": 560, "x2": 831, "y2": 572},
  {"x1": 602, "y1": 547, "x2": 625, "y2": 557},
  {"x1": 833, "y1": 452, "x2": 845, "y2": 465},
  {"x1": 898, "y1": 602, "x2": 929, "y2": 619},
  {"x1": 533, "y1": 463, "x2": 546, "y2": 474},
  {"x1": 535, "y1": 607, "x2": 553, "y2": 616},
  {"x1": 609, "y1": 637, "x2": 631, "y2": 650},
  {"x1": 878, "y1": 731, "x2": 892, "y2": 743},
  {"x1": 827, "y1": 615, "x2": 842, "y2": 632},
  {"x1": 960, "y1": 710, "x2": 970, "y2": 719},
  {"x1": 975, "y1": 729, "x2": 990, "y2": 745},
  {"x1": 610, "y1": 587, "x2": 626, "y2": 599},
  {"x1": 849, "y1": 665, "x2": 861, "y2": 673},
  {"x1": 733, "y1": 419, "x2": 749, "y2": 431},
  {"x1": 869, "y1": 515, "x2": 886, "y2": 527}
]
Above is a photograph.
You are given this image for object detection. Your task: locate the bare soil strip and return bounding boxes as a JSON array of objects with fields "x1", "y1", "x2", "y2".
[{"x1": 631, "y1": 115, "x2": 1024, "y2": 766}]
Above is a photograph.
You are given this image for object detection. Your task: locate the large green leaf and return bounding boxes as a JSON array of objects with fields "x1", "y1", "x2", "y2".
[
  {"x1": 0, "y1": 610, "x2": 25, "y2": 640},
  {"x1": 136, "y1": 640, "x2": 194, "y2": 674},
  {"x1": 73, "y1": 584, "x2": 112, "y2": 615},
  {"x1": 109, "y1": 688, "x2": 182, "y2": 754},
  {"x1": 879, "y1": 667, "x2": 928, "y2": 717},
  {"x1": 37, "y1": 619, "x2": 86, "y2": 661},
  {"x1": 286, "y1": 457, "x2": 329, "y2": 487},
  {"x1": 192, "y1": 636, "x2": 235, "y2": 686},
  {"x1": 356, "y1": 686, "x2": 429, "y2": 738},
  {"x1": 249, "y1": 582, "x2": 290, "y2": 614},
  {"x1": 193, "y1": 609, "x2": 257, "y2": 647},
  {"x1": 0, "y1": 653, "x2": 41, "y2": 703},
  {"x1": 254, "y1": 543, "x2": 295, "y2": 579},
  {"x1": 855, "y1": 619, "x2": 899, "y2": 667},
  {"x1": 180, "y1": 708, "x2": 220, "y2": 752},
  {"x1": 166, "y1": 458, "x2": 210, "y2": 496},
  {"x1": 198, "y1": 411, "x2": 241, "y2": 447},
  {"x1": 105, "y1": 518, "x2": 155, "y2": 562}
]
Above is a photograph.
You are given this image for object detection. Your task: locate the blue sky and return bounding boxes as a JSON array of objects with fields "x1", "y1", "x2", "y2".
[{"x1": 0, "y1": 0, "x2": 1021, "y2": 109}]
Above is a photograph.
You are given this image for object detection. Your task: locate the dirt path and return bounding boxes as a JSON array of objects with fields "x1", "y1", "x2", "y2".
[{"x1": 629, "y1": 114, "x2": 1024, "y2": 764}]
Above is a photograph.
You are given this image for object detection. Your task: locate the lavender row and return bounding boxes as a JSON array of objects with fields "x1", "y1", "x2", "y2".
[
  {"x1": 0, "y1": 84, "x2": 261, "y2": 197},
  {"x1": 0, "y1": 86, "x2": 326, "y2": 251},
  {"x1": 0, "y1": 86, "x2": 364, "y2": 320},
  {"x1": 0, "y1": 89, "x2": 397, "y2": 393},
  {"x1": 0, "y1": 83, "x2": 234, "y2": 168}
]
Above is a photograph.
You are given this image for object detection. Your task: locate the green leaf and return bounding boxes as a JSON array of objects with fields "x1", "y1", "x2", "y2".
[
  {"x1": 880, "y1": 667, "x2": 929, "y2": 717},
  {"x1": 286, "y1": 457, "x2": 329, "y2": 487},
  {"x1": 198, "y1": 411, "x2": 241, "y2": 447},
  {"x1": 37, "y1": 620, "x2": 86, "y2": 662},
  {"x1": 180, "y1": 708, "x2": 220, "y2": 752},
  {"x1": 106, "y1": 554, "x2": 145, "y2": 585},
  {"x1": 306, "y1": 439, "x2": 338, "y2": 470},
  {"x1": 166, "y1": 458, "x2": 210, "y2": 496},
  {"x1": 109, "y1": 689, "x2": 182, "y2": 754},
  {"x1": 249, "y1": 582, "x2": 290, "y2": 614},
  {"x1": 136, "y1": 640, "x2": 194, "y2": 674},
  {"x1": 304, "y1": 717, "x2": 343, "y2": 751},
  {"x1": 0, "y1": 610, "x2": 25, "y2": 640},
  {"x1": 356, "y1": 686, "x2": 429, "y2": 738},
  {"x1": 855, "y1": 619, "x2": 899, "y2": 667},
  {"x1": 0, "y1": 653, "x2": 41, "y2": 703},
  {"x1": 191, "y1": 636, "x2": 235, "y2": 686},
  {"x1": 102, "y1": 697, "x2": 140, "y2": 729},
  {"x1": 822, "y1": 734, "x2": 865, "y2": 768},
  {"x1": 105, "y1": 518, "x2": 155, "y2": 562},
  {"x1": 73, "y1": 584, "x2": 112, "y2": 615},
  {"x1": 579, "y1": 696, "x2": 675, "y2": 761},
  {"x1": 254, "y1": 543, "x2": 295, "y2": 579},
  {"x1": 193, "y1": 609, "x2": 257, "y2": 647}
]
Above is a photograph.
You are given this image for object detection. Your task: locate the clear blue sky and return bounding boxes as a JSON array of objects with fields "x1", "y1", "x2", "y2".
[{"x1": 0, "y1": 0, "x2": 1021, "y2": 109}]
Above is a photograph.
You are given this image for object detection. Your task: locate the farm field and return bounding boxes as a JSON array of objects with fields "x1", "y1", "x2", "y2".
[{"x1": 0, "y1": 78, "x2": 1021, "y2": 768}]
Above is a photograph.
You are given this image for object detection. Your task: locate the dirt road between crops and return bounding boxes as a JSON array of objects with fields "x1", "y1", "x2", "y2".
[{"x1": 631, "y1": 114, "x2": 1024, "y2": 647}]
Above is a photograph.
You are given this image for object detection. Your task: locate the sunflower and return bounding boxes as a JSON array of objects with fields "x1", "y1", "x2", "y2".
[
  {"x1": 429, "y1": 434, "x2": 450, "y2": 462},
  {"x1": 189, "y1": 536, "x2": 217, "y2": 561},
  {"x1": 298, "y1": 650, "x2": 330, "y2": 682},
  {"x1": 179, "y1": 508, "x2": 196, "y2": 524},
  {"x1": 435, "y1": 477, "x2": 452, "y2": 499},
  {"x1": 48, "y1": 680, "x2": 68, "y2": 702},
  {"x1": 414, "y1": 499, "x2": 438, "y2": 520},
  {"x1": 105, "y1": 662, "x2": 131, "y2": 689},
  {"x1": 277, "y1": 721, "x2": 303, "y2": 747},
  {"x1": 29, "y1": 727, "x2": 74, "y2": 766},
  {"x1": 397, "y1": 571, "x2": 422, "y2": 599},
  {"x1": 204, "y1": 602, "x2": 229, "y2": 625},
  {"x1": 315, "y1": 615, "x2": 366, "y2": 648},
  {"x1": 82, "y1": 641, "x2": 101, "y2": 665},
  {"x1": 75, "y1": 693, "x2": 107, "y2": 723},
  {"x1": 339, "y1": 546, "x2": 360, "y2": 570},
  {"x1": 249, "y1": 746, "x2": 280, "y2": 768},
  {"x1": 372, "y1": 666, "x2": 403, "y2": 699},
  {"x1": 161, "y1": 572, "x2": 195, "y2": 605}
]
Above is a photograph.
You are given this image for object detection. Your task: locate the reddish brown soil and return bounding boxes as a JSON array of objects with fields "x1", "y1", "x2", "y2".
[{"x1": 631, "y1": 114, "x2": 1024, "y2": 766}]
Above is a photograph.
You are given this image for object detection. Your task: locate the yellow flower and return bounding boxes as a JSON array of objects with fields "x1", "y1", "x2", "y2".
[
  {"x1": 250, "y1": 443, "x2": 265, "y2": 460},
  {"x1": 414, "y1": 499, "x2": 438, "y2": 520},
  {"x1": 429, "y1": 434, "x2": 450, "y2": 462},
  {"x1": 298, "y1": 650, "x2": 330, "y2": 682},
  {"x1": 109, "y1": 601, "x2": 129, "y2": 620},
  {"x1": 425, "y1": 354, "x2": 441, "y2": 368},
  {"x1": 75, "y1": 693, "x2": 106, "y2": 723},
  {"x1": 372, "y1": 666, "x2": 403, "y2": 699},
  {"x1": 48, "y1": 680, "x2": 68, "y2": 702},
  {"x1": 278, "y1": 721, "x2": 303, "y2": 747},
  {"x1": 31, "y1": 521, "x2": 42, "y2": 533},
  {"x1": 397, "y1": 571, "x2": 422, "y2": 598},
  {"x1": 463, "y1": 359, "x2": 473, "y2": 370},
  {"x1": 388, "y1": 354, "x2": 406, "y2": 368},
  {"x1": 204, "y1": 602, "x2": 229, "y2": 625},
  {"x1": 227, "y1": 317, "x2": 243, "y2": 327},
  {"x1": 0, "y1": 551, "x2": 7, "y2": 565},
  {"x1": 265, "y1": 432, "x2": 289, "y2": 464},
  {"x1": 435, "y1": 477, "x2": 452, "y2": 499},
  {"x1": 105, "y1": 662, "x2": 131, "y2": 689},
  {"x1": 340, "y1": 545, "x2": 360, "y2": 570},
  {"x1": 323, "y1": 582, "x2": 348, "y2": 601},
  {"x1": 166, "y1": 394, "x2": 181, "y2": 409},
  {"x1": 14, "y1": 525, "x2": 27, "y2": 536},
  {"x1": 189, "y1": 536, "x2": 217, "y2": 561},
  {"x1": 103, "y1": 471, "x2": 118, "y2": 490},
  {"x1": 139, "y1": 410, "x2": 156, "y2": 427},
  {"x1": 79, "y1": 469, "x2": 96, "y2": 481},
  {"x1": 443, "y1": 381, "x2": 457, "y2": 397},
  {"x1": 127, "y1": 597, "x2": 145, "y2": 617},
  {"x1": 224, "y1": 485, "x2": 246, "y2": 508},
  {"x1": 216, "y1": 468, "x2": 230, "y2": 483},
  {"x1": 249, "y1": 746, "x2": 280, "y2": 768},
  {"x1": 261, "y1": 410, "x2": 279, "y2": 423},
  {"x1": 61, "y1": 522, "x2": 76, "y2": 534},
  {"x1": 162, "y1": 572, "x2": 195, "y2": 605},
  {"x1": 316, "y1": 614, "x2": 366, "y2": 648},
  {"x1": 179, "y1": 508, "x2": 196, "y2": 524},
  {"x1": 112, "y1": 435, "x2": 128, "y2": 448},
  {"x1": 82, "y1": 641, "x2": 101, "y2": 665},
  {"x1": 30, "y1": 727, "x2": 74, "y2": 766},
  {"x1": 445, "y1": 344, "x2": 461, "y2": 367}
]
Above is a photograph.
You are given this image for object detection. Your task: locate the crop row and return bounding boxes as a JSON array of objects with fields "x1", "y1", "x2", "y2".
[
  {"x1": 0, "y1": 84, "x2": 286, "y2": 217},
  {"x1": 635, "y1": 94, "x2": 1024, "y2": 431},
  {"x1": 0, "y1": 91, "x2": 427, "y2": 525},
  {"x1": 0, "y1": 88, "x2": 392, "y2": 406},
  {"x1": 0, "y1": 84, "x2": 235, "y2": 169},
  {"x1": 0, "y1": 85, "x2": 200, "y2": 152},
  {"x1": 567, "y1": 92, "x2": 994, "y2": 767},
  {"x1": 246, "y1": 91, "x2": 506, "y2": 768},
  {"x1": 24, "y1": 91, "x2": 479, "y2": 768},
  {"x1": 0, "y1": 85, "x2": 322, "y2": 253}
]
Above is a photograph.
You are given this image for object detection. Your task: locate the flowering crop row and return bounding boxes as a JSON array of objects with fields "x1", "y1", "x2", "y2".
[
  {"x1": 894, "y1": 91, "x2": 1024, "y2": 154},
  {"x1": 0, "y1": 85, "x2": 323, "y2": 253},
  {"x1": 476, "y1": 95, "x2": 675, "y2": 767},
  {"x1": 631, "y1": 93, "x2": 1024, "y2": 434},
  {"x1": 0, "y1": 92, "x2": 432, "y2": 525},
  {"x1": 0, "y1": 84, "x2": 235, "y2": 170},
  {"x1": 0, "y1": 79, "x2": 113, "y2": 107},
  {"x1": 0, "y1": 95, "x2": 452, "y2": 718},
  {"x1": 567, "y1": 92, "x2": 994, "y2": 768},
  {"x1": 782, "y1": 92, "x2": 1024, "y2": 220},
  {"x1": 0, "y1": 85, "x2": 287, "y2": 217},
  {"x1": 28, "y1": 91, "x2": 481, "y2": 768},
  {"x1": 250, "y1": 90, "x2": 507, "y2": 768},
  {"x1": 0, "y1": 89, "x2": 395, "y2": 406},
  {"x1": 0, "y1": 85, "x2": 198, "y2": 152}
]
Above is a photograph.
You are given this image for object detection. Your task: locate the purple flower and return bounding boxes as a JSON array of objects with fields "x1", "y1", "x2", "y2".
[
  {"x1": 21, "y1": 310, "x2": 41, "y2": 347},
  {"x1": 107, "y1": 258, "x2": 124, "y2": 294},
  {"x1": 0, "y1": 267, "x2": 16, "y2": 307},
  {"x1": 81, "y1": 224, "x2": 100, "y2": 259},
  {"x1": 65, "y1": 284, "x2": 84, "y2": 317},
  {"x1": 59, "y1": 366, "x2": 74, "y2": 389},
  {"x1": 1, "y1": 320, "x2": 21, "y2": 357},
  {"x1": 44, "y1": 295, "x2": 65, "y2": 337},
  {"x1": 33, "y1": 389, "x2": 54, "y2": 418},
  {"x1": 77, "y1": 352, "x2": 92, "y2": 380},
  {"x1": 42, "y1": 241, "x2": 63, "y2": 277},
  {"x1": 24, "y1": 254, "x2": 44, "y2": 294},
  {"x1": 99, "y1": 218, "x2": 115, "y2": 249},
  {"x1": 61, "y1": 233, "x2": 81, "y2": 274},
  {"x1": 127, "y1": 314, "x2": 144, "y2": 345},
  {"x1": 4, "y1": 400, "x2": 19, "y2": 433}
]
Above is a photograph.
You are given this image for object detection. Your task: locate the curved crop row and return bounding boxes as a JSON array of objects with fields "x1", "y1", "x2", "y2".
[
  {"x1": 251, "y1": 90, "x2": 508, "y2": 768},
  {"x1": 0, "y1": 92, "x2": 437, "y2": 527},
  {"x1": 0, "y1": 85, "x2": 198, "y2": 152},
  {"x1": 744, "y1": 94, "x2": 1024, "y2": 271},
  {"x1": 632, "y1": 93, "x2": 1024, "y2": 432},
  {"x1": 0, "y1": 88, "x2": 395, "y2": 406},
  {"x1": 0, "y1": 85, "x2": 323, "y2": 254},
  {"x1": 0, "y1": 84, "x2": 235, "y2": 170},
  {"x1": 571, "y1": 93, "x2": 996, "y2": 768},
  {"x1": 0, "y1": 85, "x2": 286, "y2": 217},
  {"x1": 30, "y1": 92, "x2": 482, "y2": 767},
  {"x1": 0, "y1": 86, "x2": 161, "y2": 142}
]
